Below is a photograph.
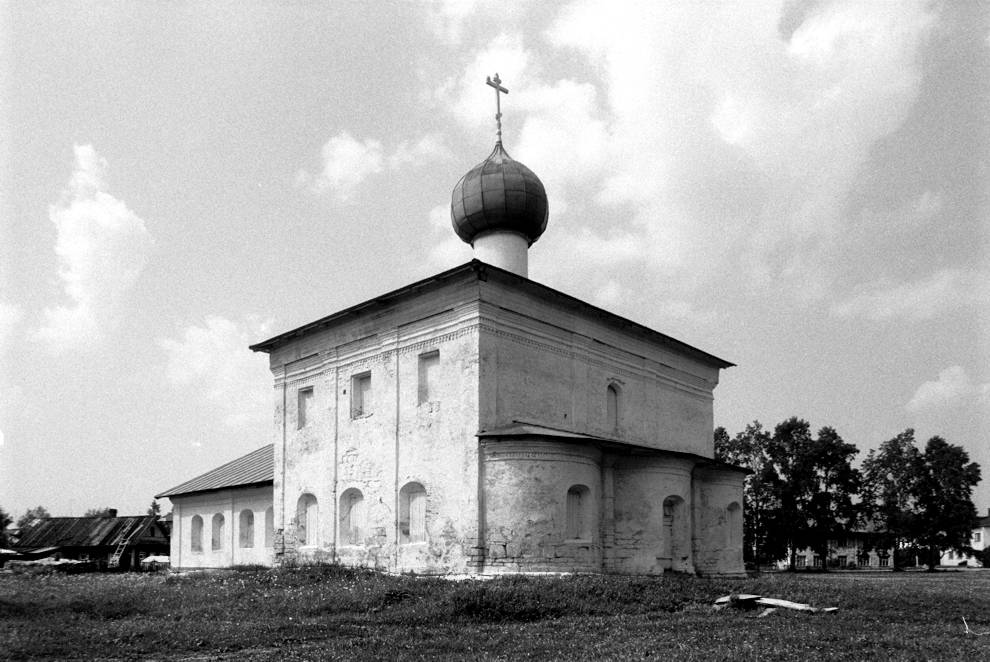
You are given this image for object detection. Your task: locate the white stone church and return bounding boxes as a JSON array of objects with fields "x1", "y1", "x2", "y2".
[{"x1": 159, "y1": 90, "x2": 745, "y2": 575}]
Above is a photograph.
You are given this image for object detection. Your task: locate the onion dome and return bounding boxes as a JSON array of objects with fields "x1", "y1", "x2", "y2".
[{"x1": 450, "y1": 141, "x2": 549, "y2": 246}]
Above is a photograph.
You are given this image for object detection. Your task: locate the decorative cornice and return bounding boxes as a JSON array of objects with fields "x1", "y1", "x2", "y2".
[
  {"x1": 271, "y1": 323, "x2": 481, "y2": 387},
  {"x1": 483, "y1": 440, "x2": 601, "y2": 465}
]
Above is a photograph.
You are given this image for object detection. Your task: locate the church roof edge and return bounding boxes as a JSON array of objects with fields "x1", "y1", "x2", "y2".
[
  {"x1": 156, "y1": 444, "x2": 274, "y2": 499},
  {"x1": 249, "y1": 260, "x2": 734, "y2": 370},
  {"x1": 249, "y1": 261, "x2": 485, "y2": 354}
]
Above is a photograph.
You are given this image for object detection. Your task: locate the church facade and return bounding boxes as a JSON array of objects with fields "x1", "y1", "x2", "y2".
[
  {"x1": 246, "y1": 261, "x2": 743, "y2": 575},
  {"x1": 161, "y1": 80, "x2": 744, "y2": 574}
]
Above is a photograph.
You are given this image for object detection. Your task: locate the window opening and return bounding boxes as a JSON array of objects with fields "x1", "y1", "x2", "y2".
[
  {"x1": 727, "y1": 502, "x2": 741, "y2": 549},
  {"x1": 339, "y1": 489, "x2": 365, "y2": 545},
  {"x1": 191, "y1": 515, "x2": 203, "y2": 553},
  {"x1": 211, "y1": 514, "x2": 225, "y2": 551},
  {"x1": 606, "y1": 383, "x2": 619, "y2": 430},
  {"x1": 297, "y1": 387, "x2": 314, "y2": 429},
  {"x1": 351, "y1": 372, "x2": 371, "y2": 417},
  {"x1": 418, "y1": 351, "x2": 440, "y2": 405},
  {"x1": 399, "y1": 482, "x2": 427, "y2": 543},
  {"x1": 661, "y1": 496, "x2": 684, "y2": 570},
  {"x1": 296, "y1": 493, "x2": 319, "y2": 546},
  {"x1": 239, "y1": 510, "x2": 254, "y2": 548},
  {"x1": 566, "y1": 485, "x2": 592, "y2": 540}
]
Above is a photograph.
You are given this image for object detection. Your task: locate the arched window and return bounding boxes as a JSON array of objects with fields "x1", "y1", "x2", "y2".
[
  {"x1": 239, "y1": 509, "x2": 255, "y2": 548},
  {"x1": 566, "y1": 484, "x2": 592, "y2": 540},
  {"x1": 296, "y1": 493, "x2": 319, "y2": 546},
  {"x1": 264, "y1": 507, "x2": 274, "y2": 548},
  {"x1": 661, "y1": 496, "x2": 685, "y2": 570},
  {"x1": 339, "y1": 488, "x2": 365, "y2": 545},
  {"x1": 211, "y1": 513, "x2": 225, "y2": 551},
  {"x1": 399, "y1": 482, "x2": 427, "y2": 543},
  {"x1": 606, "y1": 383, "x2": 619, "y2": 430},
  {"x1": 190, "y1": 515, "x2": 203, "y2": 553},
  {"x1": 726, "y1": 502, "x2": 741, "y2": 550}
]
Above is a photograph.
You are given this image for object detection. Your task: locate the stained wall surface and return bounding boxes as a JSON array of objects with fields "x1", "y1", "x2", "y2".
[
  {"x1": 482, "y1": 441, "x2": 602, "y2": 572},
  {"x1": 691, "y1": 467, "x2": 746, "y2": 575},
  {"x1": 266, "y1": 289, "x2": 483, "y2": 574}
]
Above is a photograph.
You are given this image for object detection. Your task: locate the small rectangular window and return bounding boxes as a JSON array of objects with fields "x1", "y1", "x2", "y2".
[
  {"x1": 418, "y1": 350, "x2": 440, "y2": 404},
  {"x1": 796, "y1": 555, "x2": 806, "y2": 569},
  {"x1": 974, "y1": 532, "x2": 982, "y2": 543},
  {"x1": 351, "y1": 372, "x2": 371, "y2": 418},
  {"x1": 297, "y1": 387, "x2": 314, "y2": 429}
]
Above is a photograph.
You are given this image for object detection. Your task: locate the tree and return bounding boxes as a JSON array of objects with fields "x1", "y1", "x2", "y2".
[
  {"x1": 0, "y1": 506, "x2": 12, "y2": 547},
  {"x1": 17, "y1": 506, "x2": 50, "y2": 528},
  {"x1": 801, "y1": 426, "x2": 861, "y2": 571},
  {"x1": 747, "y1": 418, "x2": 862, "y2": 572},
  {"x1": 861, "y1": 429, "x2": 922, "y2": 571},
  {"x1": 978, "y1": 547, "x2": 990, "y2": 569},
  {"x1": 147, "y1": 499, "x2": 162, "y2": 517},
  {"x1": 913, "y1": 436, "x2": 981, "y2": 570},
  {"x1": 764, "y1": 417, "x2": 816, "y2": 571},
  {"x1": 84, "y1": 507, "x2": 115, "y2": 517},
  {"x1": 713, "y1": 426, "x2": 730, "y2": 456}
]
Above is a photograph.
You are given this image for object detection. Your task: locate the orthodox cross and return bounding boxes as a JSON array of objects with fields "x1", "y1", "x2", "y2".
[{"x1": 486, "y1": 73, "x2": 508, "y2": 142}]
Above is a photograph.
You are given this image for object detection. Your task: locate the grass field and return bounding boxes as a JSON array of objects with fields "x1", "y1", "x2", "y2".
[{"x1": 2, "y1": 565, "x2": 989, "y2": 660}]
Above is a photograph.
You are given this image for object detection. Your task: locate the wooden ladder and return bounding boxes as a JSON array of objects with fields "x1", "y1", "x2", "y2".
[{"x1": 108, "y1": 520, "x2": 143, "y2": 569}]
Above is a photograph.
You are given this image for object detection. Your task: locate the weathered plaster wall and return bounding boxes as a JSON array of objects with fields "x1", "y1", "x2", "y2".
[
  {"x1": 476, "y1": 284, "x2": 720, "y2": 457},
  {"x1": 168, "y1": 485, "x2": 273, "y2": 569},
  {"x1": 609, "y1": 456, "x2": 695, "y2": 574},
  {"x1": 256, "y1": 268, "x2": 742, "y2": 576},
  {"x1": 481, "y1": 441, "x2": 601, "y2": 573},
  {"x1": 691, "y1": 467, "x2": 746, "y2": 576},
  {"x1": 267, "y1": 294, "x2": 483, "y2": 574}
]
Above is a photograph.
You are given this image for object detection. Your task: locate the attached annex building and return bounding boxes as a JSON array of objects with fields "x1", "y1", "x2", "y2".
[
  {"x1": 159, "y1": 134, "x2": 745, "y2": 576},
  {"x1": 157, "y1": 444, "x2": 274, "y2": 568}
]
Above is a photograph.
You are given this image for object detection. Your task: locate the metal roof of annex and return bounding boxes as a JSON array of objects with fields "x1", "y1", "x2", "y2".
[{"x1": 156, "y1": 444, "x2": 273, "y2": 499}]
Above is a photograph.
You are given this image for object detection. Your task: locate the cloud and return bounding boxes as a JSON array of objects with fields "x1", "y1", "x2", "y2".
[
  {"x1": 422, "y1": 0, "x2": 528, "y2": 46},
  {"x1": 830, "y1": 269, "x2": 985, "y2": 321},
  {"x1": 300, "y1": 131, "x2": 384, "y2": 201},
  {"x1": 159, "y1": 316, "x2": 274, "y2": 428},
  {"x1": 299, "y1": 131, "x2": 451, "y2": 202},
  {"x1": 0, "y1": 302, "x2": 24, "y2": 449},
  {"x1": 422, "y1": 0, "x2": 483, "y2": 44},
  {"x1": 37, "y1": 145, "x2": 152, "y2": 351},
  {"x1": 428, "y1": 1, "x2": 937, "y2": 305},
  {"x1": 426, "y1": 203, "x2": 471, "y2": 271},
  {"x1": 436, "y1": 32, "x2": 532, "y2": 133},
  {"x1": 906, "y1": 366, "x2": 990, "y2": 412},
  {"x1": 387, "y1": 134, "x2": 452, "y2": 168},
  {"x1": 0, "y1": 302, "x2": 23, "y2": 363}
]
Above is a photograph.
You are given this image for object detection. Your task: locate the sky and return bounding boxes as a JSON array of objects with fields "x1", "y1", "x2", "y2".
[{"x1": 1, "y1": 0, "x2": 987, "y2": 519}]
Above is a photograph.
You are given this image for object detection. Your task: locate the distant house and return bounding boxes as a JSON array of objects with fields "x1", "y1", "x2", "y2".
[
  {"x1": 156, "y1": 444, "x2": 274, "y2": 569},
  {"x1": 775, "y1": 531, "x2": 897, "y2": 570},
  {"x1": 13, "y1": 511, "x2": 170, "y2": 570},
  {"x1": 940, "y1": 508, "x2": 990, "y2": 568}
]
